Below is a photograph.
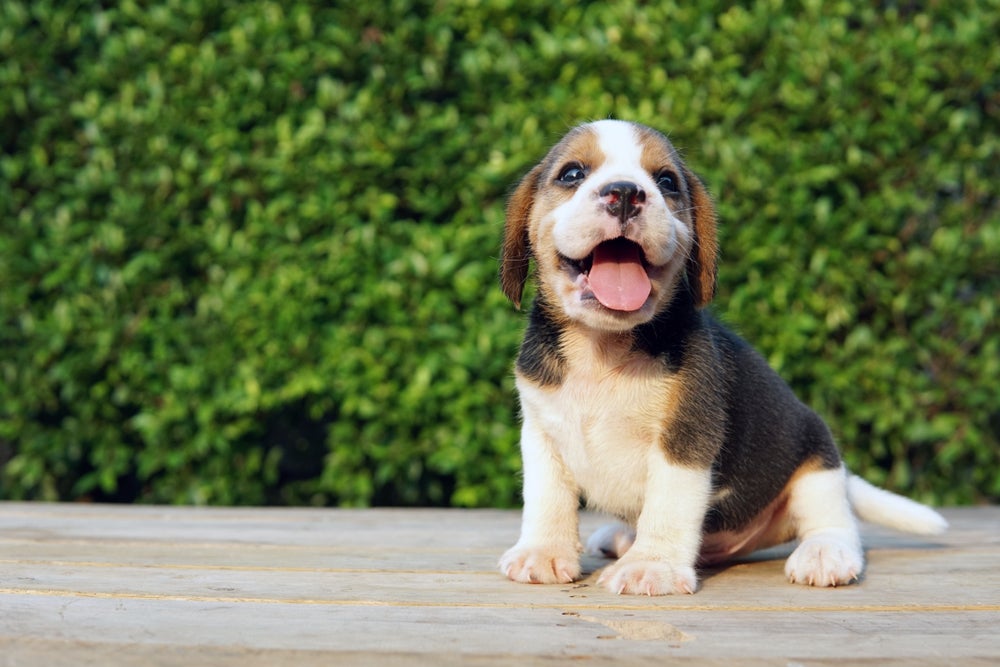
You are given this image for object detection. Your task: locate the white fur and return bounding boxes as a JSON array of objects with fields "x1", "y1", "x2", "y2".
[
  {"x1": 550, "y1": 120, "x2": 681, "y2": 265},
  {"x1": 597, "y1": 457, "x2": 711, "y2": 595},
  {"x1": 586, "y1": 522, "x2": 636, "y2": 558},
  {"x1": 499, "y1": 121, "x2": 746, "y2": 594},
  {"x1": 500, "y1": 122, "x2": 703, "y2": 589},
  {"x1": 500, "y1": 121, "x2": 947, "y2": 596},
  {"x1": 500, "y1": 325, "x2": 713, "y2": 592},
  {"x1": 847, "y1": 474, "x2": 948, "y2": 535},
  {"x1": 516, "y1": 331, "x2": 675, "y2": 522},
  {"x1": 543, "y1": 121, "x2": 692, "y2": 332},
  {"x1": 498, "y1": 403, "x2": 582, "y2": 585},
  {"x1": 784, "y1": 466, "x2": 864, "y2": 586}
]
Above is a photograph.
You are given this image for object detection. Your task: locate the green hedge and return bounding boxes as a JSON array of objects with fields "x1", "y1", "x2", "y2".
[{"x1": 2, "y1": 0, "x2": 997, "y2": 506}]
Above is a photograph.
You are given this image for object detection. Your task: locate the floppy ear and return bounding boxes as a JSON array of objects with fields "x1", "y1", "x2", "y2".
[
  {"x1": 682, "y1": 167, "x2": 718, "y2": 308},
  {"x1": 499, "y1": 164, "x2": 543, "y2": 308}
]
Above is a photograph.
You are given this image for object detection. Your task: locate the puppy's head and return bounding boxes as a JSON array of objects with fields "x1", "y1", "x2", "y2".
[{"x1": 501, "y1": 120, "x2": 717, "y2": 332}]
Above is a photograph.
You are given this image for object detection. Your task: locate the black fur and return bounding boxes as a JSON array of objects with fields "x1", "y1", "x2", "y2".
[
  {"x1": 639, "y1": 290, "x2": 842, "y2": 533},
  {"x1": 515, "y1": 298, "x2": 567, "y2": 387},
  {"x1": 518, "y1": 285, "x2": 842, "y2": 535}
]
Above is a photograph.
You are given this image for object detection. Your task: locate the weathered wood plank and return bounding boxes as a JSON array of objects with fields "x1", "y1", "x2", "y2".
[{"x1": 1, "y1": 503, "x2": 998, "y2": 665}]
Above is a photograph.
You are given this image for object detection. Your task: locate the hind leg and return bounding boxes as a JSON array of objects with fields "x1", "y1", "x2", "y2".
[
  {"x1": 585, "y1": 522, "x2": 636, "y2": 559},
  {"x1": 784, "y1": 465, "x2": 864, "y2": 586}
]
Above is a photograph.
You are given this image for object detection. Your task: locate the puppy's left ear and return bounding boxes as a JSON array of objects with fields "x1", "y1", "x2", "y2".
[
  {"x1": 682, "y1": 166, "x2": 718, "y2": 308},
  {"x1": 499, "y1": 164, "x2": 542, "y2": 309}
]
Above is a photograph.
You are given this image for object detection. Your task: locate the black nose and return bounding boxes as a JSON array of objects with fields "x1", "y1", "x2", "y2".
[{"x1": 600, "y1": 181, "x2": 645, "y2": 224}]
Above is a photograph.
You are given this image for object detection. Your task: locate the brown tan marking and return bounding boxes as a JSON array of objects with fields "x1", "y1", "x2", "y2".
[
  {"x1": 500, "y1": 164, "x2": 542, "y2": 308},
  {"x1": 680, "y1": 165, "x2": 718, "y2": 307}
]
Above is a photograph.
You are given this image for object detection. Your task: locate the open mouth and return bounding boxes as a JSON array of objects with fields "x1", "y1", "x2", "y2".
[{"x1": 560, "y1": 237, "x2": 652, "y2": 312}]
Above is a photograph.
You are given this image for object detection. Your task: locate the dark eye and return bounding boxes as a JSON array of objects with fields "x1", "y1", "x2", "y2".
[
  {"x1": 655, "y1": 170, "x2": 680, "y2": 197},
  {"x1": 557, "y1": 163, "x2": 588, "y2": 186}
]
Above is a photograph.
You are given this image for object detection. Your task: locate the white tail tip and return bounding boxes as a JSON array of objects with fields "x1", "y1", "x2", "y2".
[{"x1": 847, "y1": 474, "x2": 948, "y2": 536}]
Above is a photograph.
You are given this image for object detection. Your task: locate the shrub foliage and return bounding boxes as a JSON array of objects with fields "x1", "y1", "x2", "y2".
[{"x1": 2, "y1": 0, "x2": 997, "y2": 505}]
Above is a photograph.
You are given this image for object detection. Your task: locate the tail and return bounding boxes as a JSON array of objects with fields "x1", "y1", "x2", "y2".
[{"x1": 847, "y1": 474, "x2": 948, "y2": 536}]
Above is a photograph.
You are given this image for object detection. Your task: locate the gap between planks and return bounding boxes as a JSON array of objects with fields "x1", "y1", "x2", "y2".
[{"x1": 2, "y1": 586, "x2": 998, "y2": 614}]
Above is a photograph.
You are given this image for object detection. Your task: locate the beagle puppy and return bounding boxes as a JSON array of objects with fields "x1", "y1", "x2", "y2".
[{"x1": 498, "y1": 120, "x2": 947, "y2": 595}]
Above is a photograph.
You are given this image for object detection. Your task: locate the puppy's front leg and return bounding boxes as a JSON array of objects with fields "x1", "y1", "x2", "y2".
[
  {"x1": 500, "y1": 414, "x2": 582, "y2": 584},
  {"x1": 598, "y1": 449, "x2": 712, "y2": 595}
]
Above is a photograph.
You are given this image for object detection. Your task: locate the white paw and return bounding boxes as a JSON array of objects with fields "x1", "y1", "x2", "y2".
[
  {"x1": 499, "y1": 544, "x2": 581, "y2": 584},
  {"x1": 785, "y1": 535, "x2": 864, "y2": 587},
  {"x1": 585, "y1": 523, "x2": 636, "y2": 559},
  {"x1": 597, "y1": 557, "x2": 698, "y2": 596}
]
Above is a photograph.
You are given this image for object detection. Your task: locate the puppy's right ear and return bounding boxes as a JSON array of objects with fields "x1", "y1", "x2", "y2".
[{"x1": 499, "y1": 164, "x2": 542, "y2": 309}]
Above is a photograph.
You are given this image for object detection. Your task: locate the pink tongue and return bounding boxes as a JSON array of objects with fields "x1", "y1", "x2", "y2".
[{"x1": 588, "y1": 240, "x2": 651, "y2": 312}]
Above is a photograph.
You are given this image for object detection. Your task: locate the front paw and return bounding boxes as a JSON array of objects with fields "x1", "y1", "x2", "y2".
[
  {"x1": 499, "y1": 544, "x2": 581, "y2": 584},
  {"x1": 597, "y1": 557, "x2": 698, "y2": 596},
  {"x1": 785, "y1": 535, "x2": 863, "y2": 587}
]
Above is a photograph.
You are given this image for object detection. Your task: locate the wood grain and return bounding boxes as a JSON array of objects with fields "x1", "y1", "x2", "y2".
[{"x1": 1, "y1": 503, "x2": 997, "y2": 665}]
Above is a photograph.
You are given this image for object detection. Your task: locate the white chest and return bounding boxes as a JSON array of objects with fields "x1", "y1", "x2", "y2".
[{"x1": 517, "y1": 351, "x2": 675, "y2": 521}]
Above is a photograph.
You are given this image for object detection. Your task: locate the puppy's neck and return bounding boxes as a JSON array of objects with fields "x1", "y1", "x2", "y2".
[
  {"x1": 630, "y1": 285, "x2": 704, "y2": 368},
  {"x1": 527, "y1": 287, "x2": 704, "y2": 372},
  {"x1": 561, "y1": 325, "x2": 635, "y2": 369}
]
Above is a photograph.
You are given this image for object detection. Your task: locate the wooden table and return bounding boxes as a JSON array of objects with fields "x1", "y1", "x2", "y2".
[{"x1": 1, "y1": 503, "x2": 997, "y2": 665}]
